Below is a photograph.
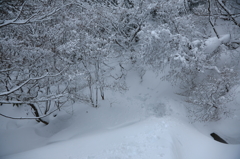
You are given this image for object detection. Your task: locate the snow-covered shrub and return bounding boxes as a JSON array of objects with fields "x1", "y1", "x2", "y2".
[{"x1": 139, "y1": 0, "x2": 240, "y2": 121}]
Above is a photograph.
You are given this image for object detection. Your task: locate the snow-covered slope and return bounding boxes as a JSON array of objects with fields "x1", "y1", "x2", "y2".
[{"x1": 0, "y1": 70, "x2": 240, "y2": 159}]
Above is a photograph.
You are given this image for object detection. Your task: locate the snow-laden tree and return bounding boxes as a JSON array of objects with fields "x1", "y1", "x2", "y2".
[
  {"x1": 55, "y1": 1, "x2": 138, "y2": 107},
  {"x1": 0, "y1": 25, "x2": 70, "y2": 124},
  {"x1": 0, "y1": 0, "x2": 138, "y2": 123},
  {"x1": 1, "y1": 0, "x2": 239, "y2": 124},
  {"x1": 140, "y1": 0, "x2": 240, "y2": 121},
  {"x1": 0, "y1": 1, "x2": 76, "y2": 124}
]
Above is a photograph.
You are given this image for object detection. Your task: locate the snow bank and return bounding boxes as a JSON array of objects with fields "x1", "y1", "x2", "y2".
[
  {"x1": 2, "y1": 116, "x2": 240, "y2": 159},
  {"x1": 1, "y1": 70, "x2": 239, "y2": 159}
]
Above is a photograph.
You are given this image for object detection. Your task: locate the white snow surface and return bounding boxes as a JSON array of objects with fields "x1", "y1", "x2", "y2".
[
  {"x1": 204, "y1": 34, "x2": 230, "y2": 54},
  {"x1": 0, "y1": 70, "x2": 240, "y2": 159}
]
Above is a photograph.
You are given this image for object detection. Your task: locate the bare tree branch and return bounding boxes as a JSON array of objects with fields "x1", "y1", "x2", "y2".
[
  {"x1": 0, "y1": 3, "x2": 73, "y2": 28},
  {"x1": 0, "y1": 1, "x2": 38, "y2": 28},
  {"x1": 216, "y1": 0, "x2": 240, "y2": 27},
  {"x1": 204, "y1": 65, "x2": 221, "y2": 74},
  {"x1": 0, "y1": 67, "x2": 67, "y2": 96},
  {"x1": 0, "y1": 93, "x2": 68, "y2": 104},
  {"x1": 208, "y1": 0, "x2": 219, "y2": 38},
  {"x1": 0, "y1": 107, "x2": 60, "y2": 120},
  {"x1": 37, "y1": 8, "x2": 61, "y2": 20},
  {"x1": 0, "y1": 68, "x2": 15, "y2": 72},
  {"x1": 0, "y1": 73, "x2": 49, "y2": 96}
]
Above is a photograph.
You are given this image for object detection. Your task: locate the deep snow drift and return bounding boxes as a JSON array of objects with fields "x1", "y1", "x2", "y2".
[{"x1": 0, "y1": 70, "x2": 240, "y2": 159}]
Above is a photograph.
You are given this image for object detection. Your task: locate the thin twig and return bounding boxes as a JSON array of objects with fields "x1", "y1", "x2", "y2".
[
  {"x1": 208, "y1": 0, "x2": 219, "y2": 38},
  {"x1": 216, "y1": 0, "x2": 240, "y2": 27}
]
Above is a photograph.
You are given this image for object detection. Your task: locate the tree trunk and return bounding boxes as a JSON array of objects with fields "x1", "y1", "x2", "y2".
[
  {"x1": 28, "y1": 103, "x2": 49, "y2": 125},
  {"x1": 100, "y1": 86, "x2": 104, "y2": 100}
]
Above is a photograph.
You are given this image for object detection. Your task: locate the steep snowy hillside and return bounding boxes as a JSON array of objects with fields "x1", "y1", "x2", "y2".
[{"x1": 0, "y1": 71, "x2": 240, "y2": 159}]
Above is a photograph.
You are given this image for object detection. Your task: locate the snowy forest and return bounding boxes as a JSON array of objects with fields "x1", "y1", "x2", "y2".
[{"x1": 0, "y1": 0, "x2": 240, "y2": 159}]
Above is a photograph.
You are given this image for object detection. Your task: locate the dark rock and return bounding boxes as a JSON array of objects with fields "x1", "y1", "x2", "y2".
[{"x1": 210, "y1": 133, "x2": 228, "y2": 144}]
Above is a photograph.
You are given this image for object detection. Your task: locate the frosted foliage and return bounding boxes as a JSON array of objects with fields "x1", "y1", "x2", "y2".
[
  {"x1": 144, "y1": 29, "x2": 239, "y2": 121},
  {"x1": 0, "y1": 0, "x2": 240, "y2": 123},
  {"x1": 140, "y1": 0, "x2": 240, "y2": 121}
]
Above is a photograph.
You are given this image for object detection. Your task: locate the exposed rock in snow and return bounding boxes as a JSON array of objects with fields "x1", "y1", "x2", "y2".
[{"x1": 210, "y1": 132, "x2": 228, "y2": 144}]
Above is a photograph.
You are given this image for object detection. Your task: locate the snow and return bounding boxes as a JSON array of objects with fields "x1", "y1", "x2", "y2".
[
  {"x1": 204, "y1": 34, "x2": 230, "y2": 54},
  {"x1": 220, "y1": 34, "x2": 231, "y2": 44},
  {"x1": 0, "y1": 70, "x2": 240, "y2": 159}
]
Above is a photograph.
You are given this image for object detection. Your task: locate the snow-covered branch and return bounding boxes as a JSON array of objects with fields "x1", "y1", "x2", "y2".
[
  {"x1": 0, "y1": 68, "x2": 15, "y2": 72},
  {"x1": 216, "y1": 0, "x2": 240, "y2": 27},
  {"x1": 208, "y1": 0, "x2": 219, "y2": 38},
  {"x1": 0, "y1": 107, "x2": 60, "y2": 120},
  {"x1": 0, "y1": 1, "x2": 38, "y2": 28},
  {"x1": 36, "y1": 93, "x2": 68, "y2": 102},
  {"x1": 203, "y1": 65, "x2": 221, "y2": 74},
  {"x1": 37, "y1": 8, "x2": 61, "y2": 20},
  {"x1": 0, "y1": 3, "x2": 70, "y2": 28},
  {"x1": 0, "y1": 73, "x2": 49, "y2": 96},
  {"x1": 0, "y1": 93, "x2": 68, "y2": 104},
  {"x1": 0, "y1": 67, "x2": 67, "y2": 96},
  {"x1": 0, "y1": 101, "x2": 29, "y2": 104}
]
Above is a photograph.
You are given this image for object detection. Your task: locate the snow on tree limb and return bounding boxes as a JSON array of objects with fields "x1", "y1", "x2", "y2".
[
  {"x1": 204, "y1": 37, "x2": 222, "y2": 54},
  {"x1": 0, "y1": 101, "x2": 29, "y2": 104},
  {"x1": 0, "y1": 68, "x2": 15, "y2": 72},
  {"x1": 216, "y1": 0, "x2": 240, "y2": 27},
  {"x1": 204, "y1": 34, "x2": 230, "y2": 54},
  {"x1": 0, "y1": 73, "x2": 48, "y2": 96},
  {"x1": 0, "y1": 107, "x2": 60, "y2": 120},
  {"x1": 203, "y1": 65, "x2": 221, "y2": 74},
  {"x1": 0, "y1": 67, "x2": 67, "y2": 96},
  {"x1": 0, "y1": 1, "x2": 37, "y2": 28},
  {"x1": 37, "y1": 8, "x2": 61, "y2": 21},
  {"x1": 0, "y1": 3, "x2": 71, "y2": 28},
  {"x1": 208, "y1": 0, "x2": 219, "y2": 38},
  {"x1": 0, "y1": 93, "x2": 68, "y2": 104}
]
